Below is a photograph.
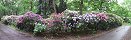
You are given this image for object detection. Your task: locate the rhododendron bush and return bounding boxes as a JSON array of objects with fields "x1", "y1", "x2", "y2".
[
  {"x1": 62, "y1": 12, "x2": 123, "y2": 32},
  {"x1": 16, "y1": 12, "x2": 44, "y2": 32},
  {"x1": 1, "y1": 15, "x2": 20, "y2": 25},
  {"x1": 1, "y1": 11, "x2": 123, "y2": 34}
]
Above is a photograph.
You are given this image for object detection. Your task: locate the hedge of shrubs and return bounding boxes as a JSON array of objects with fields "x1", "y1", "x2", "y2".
[{"x1": 1, "y1": 11, "x2": 123, "y2": 34}]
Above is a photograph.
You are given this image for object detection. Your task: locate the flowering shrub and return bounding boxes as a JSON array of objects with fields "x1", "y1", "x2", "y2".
[
  {"x1": 62, "y1": 16, "x2": 81, "y2": 32},
  {"x1": 62, "y1": 10, "x2": 81, "y2": 32},
  {"x1": 16, "y1": 11, "x2": 43, "y2": 32},
  {"x1": 94, "y1": 13, "x2": 109, "y2": 30},
  {"x1": 48, "y1": 20, "x2": 64, "y2": 33},
  {"x1": 63, "y1": 13, "x2": 123, "y2": 31},
  {"x1": 78, "y1": 13, "x2": 100, "y2": 31},
  {"x1": 82, "y1": 13, "x2": 100, "y2": 23},
  {"x1": 106, "y1": 14, "x2": 123, "y2": 27},
  {"x1": 63, "y1": 13, "x2": 100, "y2": 32},
  {"x1": 1, "y1": 15, "x2": 19, "y2": 25},
  {"x1": 17, "y1": 12, "x2": 43, "y2": 23},
  {"x1": 45, "y1": 13, "x2": 65, "y2": 33},
  {"x1": 42, "y1": 13, "x2": 64, "y2": 28},
  {"x1": 1, "y1": 11, "x2": 123, "y2": 34},
  {"x1": 97, "y1": 13, "x2": 123, "y2": 30}
]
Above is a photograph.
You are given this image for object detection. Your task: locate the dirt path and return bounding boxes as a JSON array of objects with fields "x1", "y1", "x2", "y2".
[
  {"x1": 0, "y1": 23, "x2": 43, "y2": 40},
  {"x1": 0, "y1": 22, "x2": 131, "y2": 40},
  {"x1": 121, "y1": 26, "x2": 131, "y2": 40},
  {"x1": 91, "y1": 25, "x2": 131, "y2": 40}
]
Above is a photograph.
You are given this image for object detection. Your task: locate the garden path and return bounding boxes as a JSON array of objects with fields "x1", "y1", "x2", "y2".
[
  {"x1": 0, "y1": 23, "x2": 43, "y2": 40},
  {"x1": 91, "y1": 25, "x2": 131, "y2": 40},
  {"x1": 0, "y1": 22, "x2": 131, "y2": 40}
]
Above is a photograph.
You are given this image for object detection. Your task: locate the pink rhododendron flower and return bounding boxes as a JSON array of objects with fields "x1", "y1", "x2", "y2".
[
  {"x1": 17, "y1": 11, "x2": 43, "y2": 24},
  {"x1": 96, "y1": 13, "x2": 108, "y2": 21}
]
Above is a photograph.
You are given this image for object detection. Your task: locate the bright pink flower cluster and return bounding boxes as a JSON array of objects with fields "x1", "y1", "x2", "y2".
[
  {"x1": 96, "y1": 13, "x2": 108, "y2": 21},
  {"x1": 43, "y1": 13, "x2": 64, "y2": 28},
  {"x1": 42, "y1": 19, "x2": 62, "y2": 28},
  {"x1": 51, "y1": 13, "x2": 64, "y2": 21},
  {"x1": 17, "y1": 11, "x2": 43, "y2": 23}
]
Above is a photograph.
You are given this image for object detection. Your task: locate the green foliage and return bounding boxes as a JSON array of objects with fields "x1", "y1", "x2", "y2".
[
  {"x1": 127, "y1": 19, "x2": 131, "y2": 24},
  {"x1": 123, "y1": 17, "x2": 131, "y2": 24},
  {"x1": 66, "y1": 0, "x2": 131, "y2": 18},
  {"x1": 0, "y1": 0, "x2": 38, "y2": 15},
  {"x1": 0, "y1": 0, "x2": 130, "y2": 18},
  {"x1": 107, "y1": 13, "x2": 123, "y2": 25},
  {"x1": 33, "y1": 22, "x2": 47, "y2": 34}
]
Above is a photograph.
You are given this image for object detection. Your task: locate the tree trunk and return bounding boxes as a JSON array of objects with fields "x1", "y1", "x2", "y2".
[
  {"x1": 30, "y1": 0, "x2": 33, "y2": 11},
  {"x1": 99, "y1": 0, "x2": 103, "y2": 12},
  {"x1": 80, "y1": 0, "x2": 83, "y2": 15},
  {"x1": 52, "y1": 0, "x2": 57, "y2": 13},
  {"x1": 37, "y1": 0, "x2": 42, "y2": 14}
]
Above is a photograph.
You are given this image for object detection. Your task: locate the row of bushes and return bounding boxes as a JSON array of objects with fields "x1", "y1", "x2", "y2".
[
  {"x1": 1, "y1": 11, "x2": 123, "y2": 34},
  {"x1": 63, "y1": 12, "x2": 123, "y2": 32}
]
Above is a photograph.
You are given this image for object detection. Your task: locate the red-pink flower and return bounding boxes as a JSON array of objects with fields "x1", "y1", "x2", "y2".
[
  {"x1": 17, "y1": 11, "x2": 44, "y2": 24},
  {"x1": 46, "y1": 20, "x2": 54, "y2": 27},
  {"x1": 96, "y1": 13, "x2": 108, "y2": 21}
]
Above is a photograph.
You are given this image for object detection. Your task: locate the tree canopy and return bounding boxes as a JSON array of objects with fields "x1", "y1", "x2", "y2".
[{"x1": 0, "y1": 0, "x2": 131, "y2": 18}]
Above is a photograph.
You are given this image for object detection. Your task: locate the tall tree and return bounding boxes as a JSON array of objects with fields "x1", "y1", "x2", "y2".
[
  {"x1": 56, "y1": 0, "x2": 67, "y2": 13},
  {"x1": 79, "y1": 0, "x2": 83, "y2": 15},
  {"x1": 37, "y1": 0, "x2": 42, "y2": 14}
]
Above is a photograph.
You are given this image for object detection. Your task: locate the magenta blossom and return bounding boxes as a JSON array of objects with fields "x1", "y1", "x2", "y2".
[
  {"x1": 96, "y1": 13, "x2": 108, "y2": 21},
  {"x1": 17, "y1": 11, "x2": 44, "y2": 24}
]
